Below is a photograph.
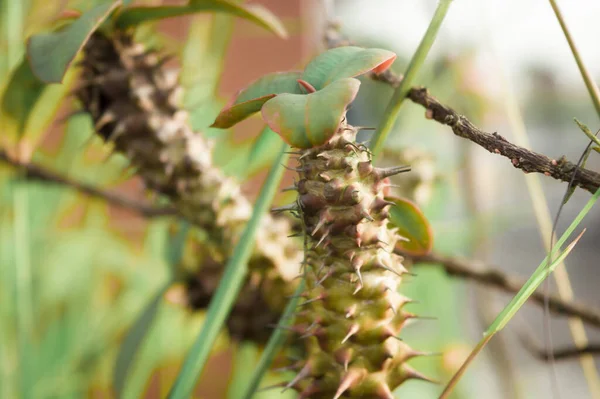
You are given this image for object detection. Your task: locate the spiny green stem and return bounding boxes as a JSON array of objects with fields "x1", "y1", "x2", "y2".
[
  {"x1": 370, "y1": 0, "x2": 453, "y2": 157},
  {"x1": 548, "y1": 0, "x2": 600, "y2": 119},
  {"x1": 168, "y1": 142, "x2": 290, "y2": 399}
]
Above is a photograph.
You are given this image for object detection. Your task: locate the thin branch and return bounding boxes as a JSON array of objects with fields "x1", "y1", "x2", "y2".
[
  {"x1": 407, "y1": 87, "x2": 600, "y2": 194},
  {"x1": 0, "y1": 149, "x2": 178, "y2": 218},
  {"x1": 325, "y1": 24, "x2": 600, "y2": 194},
  {"x1": 404, "y1": 251, "x2": 600, "y2": 329},
  {"x1": 518, "y1": 328, "x2": 600, "y2": 361}
]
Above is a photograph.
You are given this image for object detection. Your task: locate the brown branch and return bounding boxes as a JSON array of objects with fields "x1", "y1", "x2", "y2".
[
  {"x1": 403, "y1": 251, "x2": 600, "y2": 329},
  {"x1": 325, "y1": 23, "x2": 600, "y2": 194},
  {"x1": 0, "y1": 149, "x2": 178, "y2": 218},
  {"x1": 518, "y1": 329, "x2": 600, "y2": 361},
  {"x1": 532, "y1": 344, "x2": 600, "y2": 362}
]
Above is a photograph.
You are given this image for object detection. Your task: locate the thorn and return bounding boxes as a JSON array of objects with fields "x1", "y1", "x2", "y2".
[
  {"x1": 316, "y1": 269, "x2": 333, "y2": 286},
  {"x1": 299, "y1": 325, "x2": 319, "y2": 339},
  {"x1": 311, "y1": 217, "x2": 327, "y2": 236},
  {"x1": 285, "y1": 293, "x2": 306, "y2": 299},
  {"x1": 414, "y1": 315, "x2": 437, "y2": 321},
  {"x1": 345, "y1": 304, "x2": 358, "y2": 318},
  {"x1": 287, "y1": 232, "x2": 303, "y2": 238},
  {"x1": 257, "y1": 382, "x2": 287, "y2": 392},
  {"x1": 334, "y1": 369, "x2": 365, "y2": 399},
  {"x1": 273, "y1": 361, "x2": 302, "y2": 373},
  {"x1": 375, "y1": 383, "x2": 395, "y2": 399},
  {"x1": 272, "y1": 203, "x2": 298, "y2": 213},
  {"x1": 341, "y1": 323, "x2": 359, "y2": 344},
  {"x1": 379, "y1": 264, "x2": 403, "y2": 278},
  {"x1": 403, "y1": 365, "x2": 438, "y2": 384},
  {"x1": 315, "y1": 231, "x2": 329, "y2": 248},
  {"x1": 282, "y1": 164, "x2": 303, "y2": 172},
  {"x1": 355, "y1": 126, "x2": 376, "y2": 131},
  {"x1": 375, "y1": 165, "x2": 411, "y2": 179},
  {"x1": 266, "y1": 323, "x2": 297, "y2": 332},
  {"x1": 353, "y1": 268, "x2": 363, "y2": 294},
  {"x1": 317, "y1": 171, "x2": 333, "y2": 181},
  {"x1": 297, "y1": 294, "x2": 324, "y2": 307},
  {"x1": 389, "y1": 303, "x2": 397, "y2": 315},
  {"x1": 94, "y1": 111, "x2": 115, "y2": 130},
  {"x1": 360, "y1": 209, "x2": 374, "y2": 222},
  {"x1": 283, "y1": 363, "x2": 311, "y2": 392}
]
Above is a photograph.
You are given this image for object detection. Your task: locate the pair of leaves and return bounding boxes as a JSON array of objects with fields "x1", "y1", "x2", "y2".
[
  {"x1": 211, "y1": 46, "x2": 397, "y2": 148},
  {"x1": 26, "y1": 0, "x2": 287, "y2": 84}
]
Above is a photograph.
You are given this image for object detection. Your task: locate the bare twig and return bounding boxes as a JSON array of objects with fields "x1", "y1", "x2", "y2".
[
  {"x1": 407, "y1": 88, "x2": 600, "y2": 194},
  {"x1": 325, "y1": 24, "x2": 600, "y2": 194},
  {"x1": 0, "y1": 149, "x2": 178, "y2": 218},
  {"x1": 403, "y1": 251, "x2": 600, "y2": 329},
  {"x1": 531, "y1": 344, "x2": 600, "y2": 362},
  {"x1": 518, "y1": 328, "x2": 600, "y2": 361}
]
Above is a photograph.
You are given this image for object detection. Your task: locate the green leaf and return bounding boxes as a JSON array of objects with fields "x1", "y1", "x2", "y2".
[
  {"x1": 26, "y1": 1, "x2": 120, "y2": 83},
  {"x1": 244, "y1": 127, "x2": 283, "y2": 178},
  {"x1": 113, "y1": 282, "x2": 170, "y2": 397},
  {"x1": 1, "y1": 58, "x2": 46, "y2": 135},
  {"x1": 113, "y1": 222, "x2": 189, "y2": 396},
  {"x1": 211, "y1": 72, "x2": 302, "y2": 129},
  {"x1": 302, "y1": 46, "x2": 396, "y2": 90},
  {"x1": 167, "y1": 143, "x2": 290, "y2": 399},
  {"x1": 115, "y1": 0, "x2": 287, "y2": 38},
  {"x1": 387, "y1": 196, "x2": 433, "y2": 256},
  {"x1": 261, "y1": 78, "x2": 360, "y2": 148}
]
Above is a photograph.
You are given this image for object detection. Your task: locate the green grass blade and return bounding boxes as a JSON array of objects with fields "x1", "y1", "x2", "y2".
[
  {"x1": 113, "y1": 222, "x2": 190, "y2": 395},
  {"x1": 240, "y1": 279, "x2": 305, "y2": 399},
  {"x1": 439, "y1": 235, "x2": 582, "y2": 399},
  {"x1": 487, "y1": 230, "x2": 584, "y2": 334},
  {"x1": 168, "y1": 141, "x2": 289, "y2": 398},
  {"x1": 113, "y1": 282, "x2": 171, "y2": 396},
  {"x1": 548, "y1": 0, "x2": 600, "y2": 118},
  {"x1": 370, "y1": 0, "x2": 453, "y2": 157},
  {"x1": 439, "y1": 187, "x2": 600, "y2": 399}
]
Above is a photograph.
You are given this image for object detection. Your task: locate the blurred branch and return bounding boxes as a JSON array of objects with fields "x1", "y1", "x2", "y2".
[
  {"x1": 403, "y1": 251, "x2": 600, "y2": 329},
  {"x1": 325, "y1": 23, "x2": 600, "y2": 194},
  {"x1": 0, "y1": 149, "x2": 178, "y2": 218},
  {"x1": 518, "y1": 328, "x2": 600, "y2": 361}
]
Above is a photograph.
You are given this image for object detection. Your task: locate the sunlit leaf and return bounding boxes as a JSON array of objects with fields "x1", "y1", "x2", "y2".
[
  {"x1": 211, "y1": 72, "x2": 302, "y2": 128},
  {"x1": 386, "y1": 196, "x2": 433, "y2": 256},
  {"x1": 116, "y1": 0, "x2": 287, "y2": 38},
  {"x1": 302, "y1": 46, "x2": 396, "y2": 90},
  {"x1": 27, "y1": 1, "x2": 120, "y2": 83},
  {"x1": 261, "y1": 78, "x2": 360, "y2": 148}
]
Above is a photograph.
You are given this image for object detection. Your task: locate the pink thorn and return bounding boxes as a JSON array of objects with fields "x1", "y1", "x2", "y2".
[
  {"x1": 297, "y1": 79, "x2": 317, "y2": 93},
  {"x1": 334, "y1": 369, "x2": 365, "y2": 399},
  {"x1": 341, "y1": 323, "x2": 360, "y2": 344}
]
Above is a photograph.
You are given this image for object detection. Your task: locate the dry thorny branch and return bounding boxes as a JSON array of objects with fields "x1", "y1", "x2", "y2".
[{"x1": 326, "y1": 22, "x2": 600, "y2": 194}]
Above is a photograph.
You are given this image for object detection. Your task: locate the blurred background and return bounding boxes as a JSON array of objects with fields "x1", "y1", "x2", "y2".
[{"x1": 1, "y1": 0, "x2": 599, "y2": 398}]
